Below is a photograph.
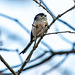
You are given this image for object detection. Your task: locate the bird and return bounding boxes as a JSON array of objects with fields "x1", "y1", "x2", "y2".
[{"x1": 20, "y1": 13, "x2": 48, "y2": 54}]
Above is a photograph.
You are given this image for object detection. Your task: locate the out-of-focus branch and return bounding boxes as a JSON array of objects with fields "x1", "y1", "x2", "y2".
[
  {"x1": 43, "y1": 45, "x2": 75, "y2": 75},
  {"x1": 0, "y1": 13, "x2": 30, "y2": 34},
  {"x1": 23, "y1": 50, "x2": 75, "y2": 72},
  {"x1": 29, "y1": 51, "x2": 47, "y2": 63},
  {"x1": 0, "y1": 55, "x2": 16, "y2": 75},
  {"x1": 0, "y1": 48, "x2": 17, "y2": 52},
  {"x1": 1, "y1": 49, "x2": 75, "y2": 74},
  {"x1": 42, "y1": 54, "x2": 69, "y2": 75},
  {"x1": 73, "y1": 43, "x2": 75, "y2": 50},
  {"x1": 23, "y1": 54, "x2": 54, "y2": 71}
]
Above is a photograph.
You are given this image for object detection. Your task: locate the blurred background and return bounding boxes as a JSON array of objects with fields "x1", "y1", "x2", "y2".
[{"x1": 0, "y1": 0, "x2": 75, "y2": 75}]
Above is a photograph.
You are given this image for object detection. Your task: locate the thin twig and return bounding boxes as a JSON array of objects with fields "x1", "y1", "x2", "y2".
[
  {"x1": 44, "y1": 31, "x2": 75, "y2": 36},
  {"x1": 40, "y1": 0, "x2": 75, "y2": 31},
  {"x1": 48, "y1": 5, "x2": 75, "y2": 29},
  {"x1": 33, "y1": 0, "x2": 55, "y2": 19},
  {"x1": 23, "y1": 50, "x2": 75, "y2": 72},
  {"x1": 18, "y1": 23, "x2": 47, "y2": 74},
  {"x1": 18, "y1": 36, "x2": 43, "y2": 75},
  {"x1": 18, "y1": 40, "x2": 75, "y2": 74},
  {"x1": 0, "y1": 55, "x2": 16, "y2": 75},
  {"x1": 23, "y1": 54, "x2": 54, "y2": 71},
  {"x1": 18, "y1": 1, "x2": 75, "y2": 74},
  {"x1": 0, "y1": 64, "x2": 22, "y2": 73},
  {"x1": 59, "y1": 5, "x2": 75, "y2": 17}
]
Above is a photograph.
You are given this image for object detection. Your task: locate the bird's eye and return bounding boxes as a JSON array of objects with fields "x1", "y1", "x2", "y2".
[
  {"x1": 44, "y1": 15, "x2": 46, "y2": 17},
  {"x1": 41, "y1": 15, "x2": 42, "y2": 17}
]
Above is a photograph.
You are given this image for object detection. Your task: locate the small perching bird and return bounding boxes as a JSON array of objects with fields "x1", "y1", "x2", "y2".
[{"x1": 20, "y1": 13, "x2": 48, "y2": 54}]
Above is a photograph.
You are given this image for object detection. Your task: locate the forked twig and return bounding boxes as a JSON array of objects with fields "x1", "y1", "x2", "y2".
[{"x1": 17, "y1": 1, "x2": 75, "y2": 74}]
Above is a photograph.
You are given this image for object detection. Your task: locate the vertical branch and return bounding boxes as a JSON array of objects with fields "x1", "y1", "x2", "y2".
[{"x1": 17, "y1": 36, "x2": 43, "y2": 75}]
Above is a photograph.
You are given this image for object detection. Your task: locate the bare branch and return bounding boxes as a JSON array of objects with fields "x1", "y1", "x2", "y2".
[
  {"x1": 18, "y1": 36, "x2": 43, "y2": 75},
  {"x1": 44, "y1": 31, "x2": 75, "y2": 36},
  {"x1": 40, "y1": 0, "x2": 75, "y2": 31},
  {"x1": 0, "y1": 55, "x2": 16, "y2": 75},
  {"x1": 17, "y1": 1, "x2": 75, "y2": 74},
  {"x1": 23, "y1": 50, "x2": 75, "y2": 72},
  {"x1": 0, "y1": 0, "x2": 74, "y2": 74},
  {"x1": 48, "y1": 5, "x2": 75, "y2": 29},
  {"x1": 33, "y1": 0, "x2": 55, "y2": 19},
  {"x1": 60, "y1": 5, "x2": 75, "y2": 16},
  {"x1": 23, "y1": 54, "x2": 54, "y2": 71}
]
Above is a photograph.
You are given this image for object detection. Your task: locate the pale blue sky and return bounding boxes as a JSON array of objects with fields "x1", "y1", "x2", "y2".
[{"x1": 0, "y1": 0, "x2": 75, "y2": 75}]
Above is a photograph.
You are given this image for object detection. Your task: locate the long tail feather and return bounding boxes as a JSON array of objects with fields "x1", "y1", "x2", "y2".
[{"x1": 19, "y1": 41, "x2": 33, "y2": 54}]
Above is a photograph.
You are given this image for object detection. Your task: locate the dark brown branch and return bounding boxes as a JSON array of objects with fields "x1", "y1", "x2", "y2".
[
  {"x1": 18, "y1": 36, "x2": 43, "y2": 75},
  {"x1": 23, "y1": 54, "x2": 54, "y2": 71},
  {"x1": 18, "y1": 1, "x2": 75, "y2": 74},
  {"x1": 23, "y1": 50, "x2": 75, "y2": 71},
  {"x1": 18, "y1": 23, "x2": 47, "y2": 74},
  {"x1": 53, "y1": 50, "x2": 75, "y2": 55},
  {"x1": 33, "y1": 0, "x2": 55, "y2": 19},
  {"x1": 59, "y1": 5, "x2": 75, "y2": 17},
  {"x1": 48, "y1": 5, "x2": 75, "y2": 29},
  {"x1": 44, "y1": 31, "x2": 75, "y2": 36},
  {"x1": 0, "y1": 55, "x2": 16, "y2": 75}
]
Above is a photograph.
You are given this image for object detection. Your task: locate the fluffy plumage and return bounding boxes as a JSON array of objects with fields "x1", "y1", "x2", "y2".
[{"x1": 20, "y1": 13, "x2": 48, "y2": 54}]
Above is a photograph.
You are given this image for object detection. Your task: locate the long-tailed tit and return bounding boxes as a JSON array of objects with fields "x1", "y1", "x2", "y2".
[{"x1": 20, "y1": 13, "x2": 48, "y2": 54}]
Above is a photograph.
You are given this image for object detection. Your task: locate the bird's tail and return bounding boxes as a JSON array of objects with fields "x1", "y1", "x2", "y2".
[{"x1": 19, "y1": 41, "x2": 33, "y2": 54}]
